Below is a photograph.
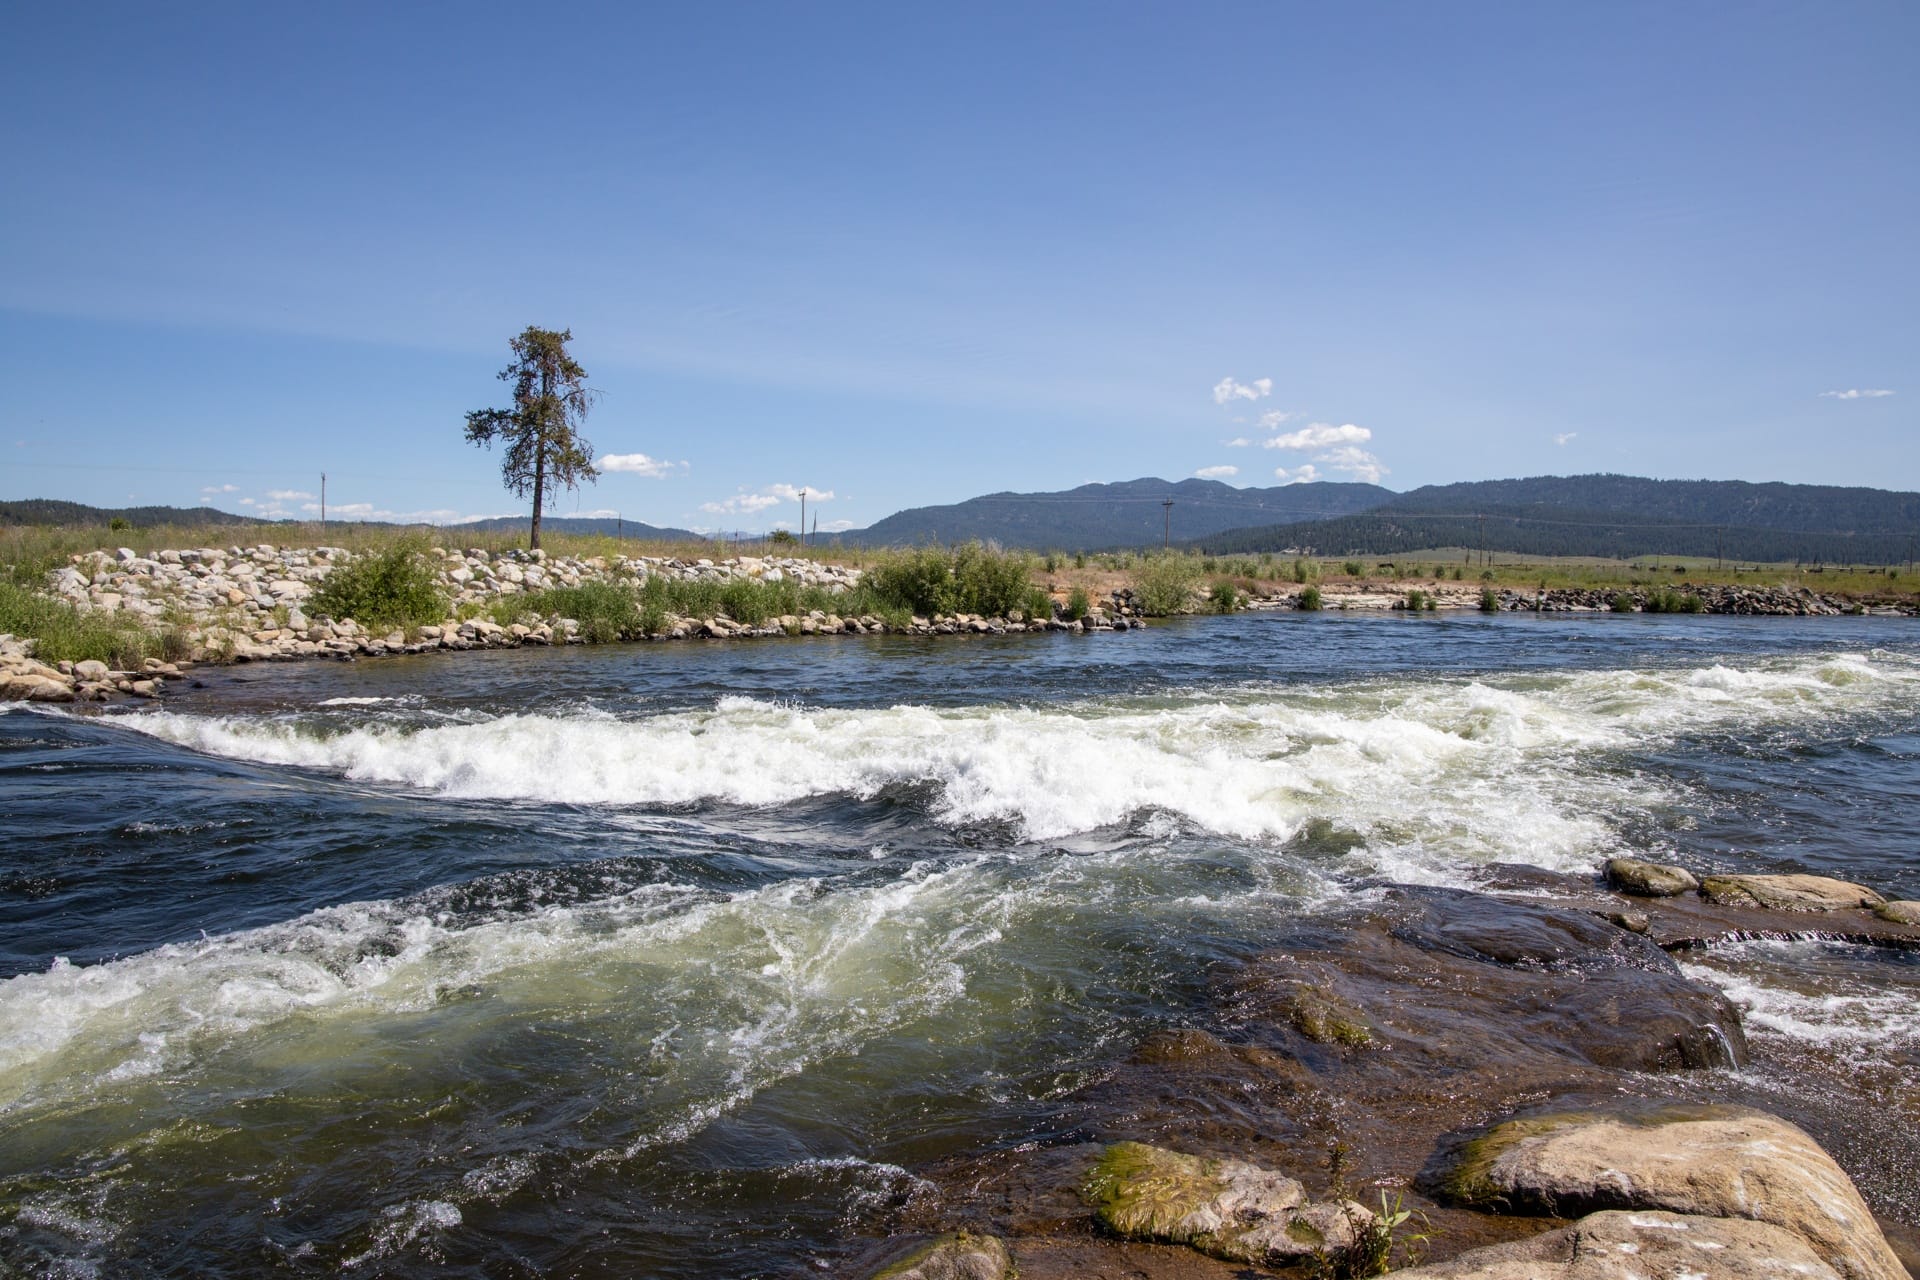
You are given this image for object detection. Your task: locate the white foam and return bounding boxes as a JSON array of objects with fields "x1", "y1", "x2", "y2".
[{"x1": 1681, "y1": 944, "x2": 1920, "y2": 1054}]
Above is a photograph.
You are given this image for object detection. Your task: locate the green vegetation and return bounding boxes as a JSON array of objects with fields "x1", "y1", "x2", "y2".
[
  {"x1": 1342, "y1": 561, "x2": 1365, "y2": 577},
  {"x1": 859, "y1": 542, "x2": 1048, "y2": 619},
  {"x1": 1065, "y1": 585, "x2": 1092, "y2": 621},
  {"x1": 464, "y1": 326, "x2": 600, "y2": 549},
  {"x1": 1609, "y1": 592, "x2": 1636, "y2": 613},
  {"x1": 1645, "y1": 588, "x2": 1705, "y2": 613},
  {"x1": 1402, "y1": 588, "x2": 1436, "y2": 612},
  {"x1": 1132, "y1": 552, "x2": 1203, "y2": 616},
  {"x1": 1299, "y1": 585, "x2": 1323, "y2": 611},
  {"x1": 1478, "y1": 587, "x2": 1499, "y2": 612},
  {"x1": 0, "y1": 580, "x2": 186, "y2": 667},
  {"x1": 1208, "y1": 579, "x2": 1243, "y2": 613},
  {"x1": 309, "y1": 538, "x2": 449, "y2": 630}
]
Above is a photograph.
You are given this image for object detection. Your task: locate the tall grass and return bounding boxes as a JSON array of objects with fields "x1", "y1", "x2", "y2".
[
  {"x1": 1132, "y1": 553, "x2": 1202, "y2": 616},
  {"x1": 308, "y1": 538, "x2": 448, "y2": 630},
  {"x1": 859, "y1": 543, "x2": 1049, "y2": 618},
  {"x1": 0, "y1": 581, "x2": 186, "y2": 666}
]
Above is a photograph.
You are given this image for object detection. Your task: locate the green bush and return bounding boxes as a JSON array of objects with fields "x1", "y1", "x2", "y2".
[
  {"x1": 1343, "y1": 561, "x2": 1364, "y2": 577},
  {"x1": 1479, "y1": 587, "x2": 1499, "y2": 612},
  {"x1": 1610, "y1": 592, "x2": 1636, "y2": 613},
  {"x1": 1298, "y1": 585, "x2": 1323, "y2": 611},
  {"x1": 1403, "y1": 589, "x2": 1433, "y2": 611},
  {"x1": 1065, "y1": 586, "x2": 1091, "y2": 621},
  {"x1": 509, "y1": 581, "x2": 642, "y2": 642},
  {"x1": 1208, "y1": 579, "x2": 1242, "y2": 613},
  {"x1": 310, "y1": 539, "x2": 448, "y2": 630},
  {"x1": 1132, "y1": 553, "x2": 1203, "y2": 616},
  {"x1": 858, "y1": 542, "x2": 1040, "y2": 618}
]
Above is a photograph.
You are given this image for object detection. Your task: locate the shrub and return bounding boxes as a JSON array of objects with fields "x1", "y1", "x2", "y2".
[
  {"x1": 768, "y1": 529, "x2": 798, "y2": 546},
  {"x1": 1065, "y1": 586, "x2": 1091, "y2": 621},
  {"x1": 513, "y1": 581, "x2": 641, "y2": 642},
  {"x1": 310, "y1": 539, "x2": 448, "y2": 630},
  {"x1": 1132, "y1": 553, "x2": 1203, "y2": 616},
  {"x1": 1402, "y1": 588, "x2": 1430, "y2": 611},
  {"x1": 1610, "y1": 592, "x2": 1636, "y2": 613},
  {"x1": 1208, "y1": 579, "x2": 1242, "y2": 613},
  {"x1": 859, "y1": 543, "x2": 1039, "y2": 618},
  {"x1": 1298, "y1": 585, "x2": 1323, "y2": 611},
  {"x1": 1343, "y1": 561, "x2": 1365, "y2": 578},
  {"x1": 1479, "y1": 587, "x2": 1499, "y2": 612}
]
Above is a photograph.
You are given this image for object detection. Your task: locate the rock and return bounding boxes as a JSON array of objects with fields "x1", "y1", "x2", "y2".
[
  {"x1": 1390, "y1": 1209, "x2": 1842, "y2": 1280},
  {"x1": 1599, "y1": 909, "x2": 1650, "y2": 934},
  {"x1": 1698, "y1": 873, "x2": 1885, "y2": 912},
  {"x1": 1875, "y1": 900, "x2": 1920, "y2": 925},
  {"x1": 1604, "y1": 856, "x2": 1699, "y2": 897},
  {"x1": 1, "y1": 673, "x2": 76, "y2": 702},
  {"x1": 73, "y1": 659, "x2": 110, "y2": 681},
  {"x1": 1084, "y1": 1141, "x2": 1373, "y2": 1266},
  {"x1": 1439, "y1": 1106, "x2": 1905, "y2": 1280},
  {"x1": 856, "y1": 1232, "x2": 1013, "y2": 1280}
]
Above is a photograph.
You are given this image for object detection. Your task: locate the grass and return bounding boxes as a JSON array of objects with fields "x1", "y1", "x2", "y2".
[
  {"x1": 1299, "y1": 585, "x2": 1323, "y2": 611},
  {"x1": 1132, "y1": 553, "x2": 1203, "y2": 616},
  {"x1": 860, "y1": 542, "x2": 1050, "y2": 619},
  {"x1": 0, "y1": 580, "x2": 187, "y2": 667}
]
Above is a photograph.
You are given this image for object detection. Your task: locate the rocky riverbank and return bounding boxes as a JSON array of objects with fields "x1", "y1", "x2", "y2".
[
  {"x1": 1247, "y1": 582, "x2": 1918, "y2": 614},
  {"x1": 847, "y1": 861, "x2": 1920, "y2": 1279}
]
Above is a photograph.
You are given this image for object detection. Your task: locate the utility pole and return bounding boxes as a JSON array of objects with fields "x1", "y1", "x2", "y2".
[
  {"x1": 617, "y1": 512, "x2": 623, "y2": 545},
  {"x1": 320, "y1": 473, "x2": 327, "y2": 528},
  {"x1": 1163, "y1": 498, "x2": 1174, "y2": 549},
  {"x1": 1477, "y1": 513, "x2": 1486, "y2": 567},
  {"x1": 800, "y1": 489, "x2": 807, "y2": 548},
  {"x1": 1716, "y1": 527, "x2": 1724, "y2": 573}
]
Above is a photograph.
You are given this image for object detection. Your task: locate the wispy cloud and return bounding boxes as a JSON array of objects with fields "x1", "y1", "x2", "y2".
[
  {"x1": 820, "y1": 519, "x2": 856, "y2": 532},
  {"x1": 1274, "y1": 464, "x2": 1321, "y2": 485},
  {"x1": 1820, "y1": 388, "x2": 1894, "y2": 399},
  {"x1": 1212, "y1": 376, "x2": 1273, "y2": 405},
  {"x1": 1258, "y1": 410, "x2": 1291, "y2": 428},
  {"x1": 701, "y1": 483, "x2": 834, "y2": 517},
  {"x1": 1264, "y1": 422, "x2": 1372, "y2": 450},
  {"x1": 200, "y1": 483, "x2": 239, "y2": 495},
  {"x1": 267, "y1": 489, "x2": 316, "y2": 501},
  {"x1": 601, "y1": 452, "x2": 688, "y2": 477},
  {"x1": 1315, "y1": 446, "x2": 1387, "y2": 484},
  {"x1": 1194, "y1": 465, "x2": 1239, "y2": 479},
  {"x1": 1224, "y1": 437, "x2": 1254, "y2": 448},
  {"x1": 1553, "y1": 431, "x2": 1577, "y2": 446}
]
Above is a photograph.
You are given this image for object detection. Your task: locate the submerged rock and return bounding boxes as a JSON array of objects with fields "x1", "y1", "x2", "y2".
[
  {"x1": 1390, "y1": 1209, "x2": 1844, "y2": 1280},
  {"x1": 1604, "y1": 856, "x2": 1699, "y2": 897},
  {"x1": 1085, "y1": 1141, "x2": 1372, "y2": 1266},
  {"x1": 1438, "y1": 1105, "x2": 1906, "y2": 1280},
  {"x1": 856, "y1": 1231, "x2": 1013, "y2": 1280},
  {"x1": 1697, "y1": 873, "x2": 1885, "y2": 912}
]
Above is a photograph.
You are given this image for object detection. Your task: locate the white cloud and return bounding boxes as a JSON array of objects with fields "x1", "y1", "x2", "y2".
[
  {"x1": 1274, "y1": 464, "x2": 1321, "y2": 485},
  {"x1": 1225, "y1": 437, "x2": 1254, "y2": 448},
  {"x1": 1264, "y1": 422, "x2": 1372, "y2": 450},
  {"x1": 267, "y1": 489, "x2": 316, "y2": 501},
  {"x1": 820, "y1": 519, "x2": 856, "y2": 532},
  {"x1": 702, "y1": 493, "x2": 784, "y2": 515},
  {"x1": 1820, "y1": 388, "x2": 1894, "y2": 399},
  {"x1": 1195, "y1": 465, "x2": 1239, "y2": 479},
  {"x1": 236, "y1": 497, "x2": 257, "y2": 506},
  {"x1": 1258, "y1": 410, "x2": 1292, "y2": 428},
  {"x1": 1212, "y1": 376, "x2": 1273, "y2": 405},
  {"x1": 575, "y1": 508, "x2": 621, "y2": 519},
  {"x1": 1317, "y1": 446, "x2": 1387, "y2": 484},
  {"x1": 601, "y1": 452, "x2": 688, "y2": 477},
  {"x1": 768, "y1": 483, "x2": 834, "y2": 503},
  {"x1": 200, "y1": 483, "x2": 239, "y2": 495},
  {"x1": 330, "y1": 502, "x2": 375, "y2": 518},
  {"x1": 1553, "y1": 432, "x2": 1578, "y2": 446}
]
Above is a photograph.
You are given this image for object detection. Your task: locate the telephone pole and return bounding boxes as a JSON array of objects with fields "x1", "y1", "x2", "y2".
[
  {"x1": 799, "y1": 489, "x2": 808, "y2": 547},
  {"x1": 1477, "y1": 513, "x2": 1486, "y2": 567},
  {"x1": 1163, "y1": 498, "x2": 1174, "y2": 549},
  {"x1": 320, "y1": 473, "x2": 327, "y2": 528}
]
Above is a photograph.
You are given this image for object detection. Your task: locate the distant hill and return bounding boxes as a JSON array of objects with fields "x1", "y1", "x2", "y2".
[
  {"x1": 842, "y1": 478, "x2": 1393, "y2": 550},
  {"x1": 1187, "y1": 475, "x2": 1920, "y2": 564},
  {"x1": 450, "y1": 515, "x2": 703, "y2": 541},
  {"x1": 0, "y1": 499, "x2": 267, "y2": 528}
]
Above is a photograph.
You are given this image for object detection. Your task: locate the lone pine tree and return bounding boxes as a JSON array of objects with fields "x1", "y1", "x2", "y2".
[{"x1": 465, "y1": 326, "x2": 599, "y2": 549}]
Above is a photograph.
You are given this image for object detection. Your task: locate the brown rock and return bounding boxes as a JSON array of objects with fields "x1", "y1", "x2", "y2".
[
  {"x1": 1698, "y1": 873, "x2": 1885, "y2": 912},
  {"x1": 1391, "y1": 1209, "x2": 1842, "y2": 1279},
  {"x1": 1, "y1": 673, "x2": 76, "y2": 702},
  {"x1": 1439, "y1": 1106, "x2": 1905, "y2": 1280},
  {"x1": 1874, "y1": 900, "x2": 1920, "y2": 926},
  {"x1": 856, "y1": 1232, "x2": 1013, "y2": 1280},
  {"x1": 1604, "y1": 856, "x2": 1699, "y2": 897}
]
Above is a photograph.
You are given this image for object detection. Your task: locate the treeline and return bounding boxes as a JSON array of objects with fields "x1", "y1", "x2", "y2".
[
  {"x1": 0, "y1": 500, "x2": 263, "y2": 529},
  {"x1": 1390, "y1": 474, "x2": 1920, "y2": 535},
  {"x1": 1192, "y1": 507, "x2": 1917, "y2": 565}
]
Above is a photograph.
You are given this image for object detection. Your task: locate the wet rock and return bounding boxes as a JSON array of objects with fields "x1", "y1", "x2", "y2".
[
  {"x1": 1698, "y1": 873, "x2": 1885, "y2": 912},
  {"x1": 1084, "y1": 1141, "x2": 1372, "y2": 1266},
  {"x1": 1438, "y1": 1105, "x2": 1905, "y2": 1280},
  {"x1": 1598, "y1": 908, "x2": 1650, "y2": 934},
  {"x1": 0, "y1": 672, "x2": 76, "y2": 702},
  {"x1": 1874, "y1": 900, "x2": 1920, "y2": 926},
  {"x1": 1604, "y1": 856, "x2": 1699, "y2": 897},
  {"x1": 1390, "y1": 1209, "x2": 1843, "y2": 1280},
  {"x1": 856, "y1": 1231, "x2": 1013, "y2": 1280}
]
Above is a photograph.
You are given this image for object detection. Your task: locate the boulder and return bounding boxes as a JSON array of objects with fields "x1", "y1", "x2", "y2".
[
  {"x1": 1604, "y1": 856, "x2": 1699, "y2": 897},
  {"x1": 0, "y1": 673, "x2": 76, "y2": 702},
  {"x1": 1390, "y1": 1209, "x2": 1842, "y2": 1280},
  {"x1": 1084, "y1": 1141, "x2": 1372, "y2": 1266},
  {"x1": 857, "y1": 1232, "x2": 1012, "y2": 1280},
  {"x1": 1698, "y1": 874, "x2": 1885, "y2": 912},
  {"x1": 1874, "y1": 900, "x2": 1920, "y2": 926},
  {"x1": 1439, "y1": 1106, "x2": 1905, "y2": 1280}
]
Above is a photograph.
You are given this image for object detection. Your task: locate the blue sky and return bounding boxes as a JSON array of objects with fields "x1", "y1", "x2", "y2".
[{"x1": 3, "y1": 2, "x2": 1914, "y2": 532}]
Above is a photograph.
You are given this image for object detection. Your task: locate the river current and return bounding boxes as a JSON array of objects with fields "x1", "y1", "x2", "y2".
[{"x1": 3, "y1": 612, "x2": 1918, "y2": 1276}]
